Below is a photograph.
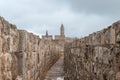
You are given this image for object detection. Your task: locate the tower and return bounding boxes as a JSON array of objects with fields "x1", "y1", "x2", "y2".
[
  {"x1": 46, "y1": 30, "x2": 48, "y2": 36},
  {"x1": 60, "y1": 24, "x2": 65, "y2": 37}
]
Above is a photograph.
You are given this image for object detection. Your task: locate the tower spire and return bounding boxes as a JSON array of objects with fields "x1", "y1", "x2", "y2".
[
  {"x1": 60, "y1": 24, "x2": 65, "y2": 37},
  {"x1": 46, "y1": 30, "x2": 48, "y2": 36}
]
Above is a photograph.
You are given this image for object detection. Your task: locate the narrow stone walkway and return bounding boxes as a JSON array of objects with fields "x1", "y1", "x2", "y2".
[{"x1": 44, "y1": 56, "x2": 64, "y2": 80}]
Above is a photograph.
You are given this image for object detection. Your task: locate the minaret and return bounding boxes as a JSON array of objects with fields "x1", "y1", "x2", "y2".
[{"x1": 60, "y1": 24, "x2": 65, "y2": 37}]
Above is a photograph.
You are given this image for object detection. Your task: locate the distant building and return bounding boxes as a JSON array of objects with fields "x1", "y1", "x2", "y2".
[
  {"x1": 42, "y1": 24, "x2": 74, "y2": 46},
  {"x1": 55, "y1": 24, "x2": 65, "y2": 41},
  {"x1": 42, "y1": 30, "x2": 52, "y2": 41}
]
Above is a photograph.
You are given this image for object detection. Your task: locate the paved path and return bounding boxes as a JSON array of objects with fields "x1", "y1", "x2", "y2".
[{"x1": 44, "y1": 56, "x2": 64, "y2": 80}]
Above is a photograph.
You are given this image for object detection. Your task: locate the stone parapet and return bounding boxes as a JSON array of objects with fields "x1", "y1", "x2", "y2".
[
  {"x1": 64, "y1": 21, "x2": 120, "y2": 80},
  {"x1": 0, "y1": 17, "x2": 62, "y2": 80}
]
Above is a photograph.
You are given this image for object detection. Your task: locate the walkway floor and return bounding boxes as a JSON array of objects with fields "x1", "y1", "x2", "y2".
[{"x1": 44, "y1": 56, "x2": 64, "y2": 80}]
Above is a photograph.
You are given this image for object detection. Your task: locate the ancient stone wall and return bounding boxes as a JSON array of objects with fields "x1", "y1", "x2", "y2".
[
  {"x1": 64, "y1": 21, "x2": 120, "y2": 80},
  {"x1": 0, "y1": 17, "x2": 61, "y2": 80}
]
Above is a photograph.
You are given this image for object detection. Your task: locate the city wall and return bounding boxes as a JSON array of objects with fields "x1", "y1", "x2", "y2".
[
  {"x1": 64, "y1": 21, "x2": 120, "y2": 80},
  {"x1": 0, "y1": 17, "x2": 61, "y2": 80}
]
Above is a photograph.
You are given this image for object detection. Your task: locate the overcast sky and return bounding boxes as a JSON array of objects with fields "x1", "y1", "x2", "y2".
[{"x1": 0, "y1": 0, "x2": 120, "y2": 38}]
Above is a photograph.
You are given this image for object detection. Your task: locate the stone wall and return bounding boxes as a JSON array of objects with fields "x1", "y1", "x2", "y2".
[
  {"x1": 0, "y1": 17, "x2": 61, "y2": 80},
  {"x1": 64, "y1": 21, "x2": 120, "y2": 80},
  {"x1": 42, "y1": 35, "x2": 53, "y2": 41}
]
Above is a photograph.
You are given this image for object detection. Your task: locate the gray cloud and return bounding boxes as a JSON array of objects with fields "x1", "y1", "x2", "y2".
[
  {"x1": 0, "y1": 0, "x2": 119, "y2": 37},
  {"x1": 64, "y1": 0, "x2": 120, "y2": 16}
]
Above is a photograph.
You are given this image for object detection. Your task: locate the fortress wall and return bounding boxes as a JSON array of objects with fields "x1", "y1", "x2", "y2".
[
  {"x1": 64, "y1": 21, "x2": 120, "y2": 80},
  {"x1": 42, "y1": 36, "x2": 53, "y2": 41},
  {"x1": 0, "y1": 17, "x2": 61, "y2": 80}
]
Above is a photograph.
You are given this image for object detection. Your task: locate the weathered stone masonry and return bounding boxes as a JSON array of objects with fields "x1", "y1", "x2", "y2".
[
  {"x1": 0, "y1": 16, "x2": 120, "y2": 80},
  {"x1": 64, "y1": 21, "x2": 120, "y2": 80},
  {"x1": 0, "y1": 17, "x2": 61, "y2": 80}
]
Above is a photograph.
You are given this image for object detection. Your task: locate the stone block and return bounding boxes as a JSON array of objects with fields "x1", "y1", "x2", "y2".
[
  {"x1": 104, "y1": 28, "x2": 110, "y2": 44},
  {"x1": 18, "y1": 30, "x2": 27, "y2": 52},
  {"x1": 101, "y1": 30, "x2": 105, "y2": 45},
  {"x1": 95, "y1": 32, "x2": 101, "y2": 45},
  {"x1": 110, "y1": 26, "x2": 115, "y2": 44}
]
